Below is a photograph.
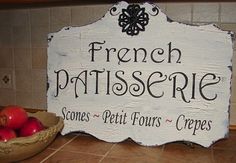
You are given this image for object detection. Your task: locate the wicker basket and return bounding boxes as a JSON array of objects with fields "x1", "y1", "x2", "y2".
[{"x1": 0, "y1": 111, "x2": 64, "y2": 162}]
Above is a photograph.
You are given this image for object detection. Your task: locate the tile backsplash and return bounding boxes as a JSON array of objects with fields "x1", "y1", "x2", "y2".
[{"x1": 0, "y1": 2, "x2": 236, "y2": 125}]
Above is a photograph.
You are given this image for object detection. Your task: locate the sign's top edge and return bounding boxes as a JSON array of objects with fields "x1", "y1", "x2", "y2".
[{"x1": 47, "y1": 0, "x2": 234, "y2": 42}]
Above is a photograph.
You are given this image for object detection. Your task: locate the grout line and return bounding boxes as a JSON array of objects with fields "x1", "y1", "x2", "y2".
[
  {"x1": 98, "y1": 143, "x2": 116, "y2": 163},
  {"x1": 70, "y1": 6, "x2": 72, "y2": 26},
  {"x1": 161, "y1": 144, "x2": 165, "y2": 152},
  {"x1": 191, "y1": 3, "x2": 194, "y2": 24},
  {"x1": 11, "y1": 24, "x2": 16, "y2": 105},
  {"x1": 28, "y1": 8, "x2": 34, "y2": 108},
  {"x1": 218, "y1": 3, "x2": 222, "y2": 26},
  {"x1": 50, "y1": 148, "x2": 105, "y2": 157},
  {"x1": 40, "y1": 135, "x2": 79, "y2": 163},
  {"x1": 49, "y1": 6, "x2": 51, "y2": 33},
  {"x1": 156, "y1": 145, "x2": 165, "y2": 161},
  {"x1": 28, "y1": 8, "x2": 32, "y2": 70},
  {"x1": 211, "y1": 146, "x2": 215, "y2": 163}
]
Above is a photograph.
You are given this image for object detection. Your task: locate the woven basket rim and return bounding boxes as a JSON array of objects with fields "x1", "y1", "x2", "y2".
[{"x1": 0, "y1": 111, "x2": 64, "y2": 147}]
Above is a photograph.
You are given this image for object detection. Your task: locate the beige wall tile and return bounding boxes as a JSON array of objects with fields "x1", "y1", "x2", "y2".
[
  {"x1": 11, "y1": 9, "x2": 29, "y2": 27},
  {"x1": 232, "y1": 50, "x2": 236, "y2": 68},
  {"x1": 165, "y1": 3, "x2": 192, "y2": 23},
  {"x1": 50, "y1": 23, "x2": 67, "y2": 33},
  {"x1": 50, "y1": 7, "x2": 71, "y2": 33},
  {"x1": 0, "y1": 68, "x2": 14, "y2": 89},
  {"x1": 31, "y1": 26, "x2": 49, "y2": 47},
  {"x1": 0, "y1": 10, "x2": 13, "y2": 26},
  {"x1": 220, "y1": 23, "x2": 236, "y2": 33},
  {"x1": 32, "y1": 48, "x2": 47, "y2": 69},
  {"x1": 0, "y1": 48, "x2": 13, "y2": 68},
  {"x1": 13, "y1": 26, "x2": 30, "y2": 48},
  {"x1": 0, "y1": 26, "x2": 12, "y2": 48},
  {"x1": 71, "y1": 4, "x2": 111, "y2": 26},
  {"x1": 32, "y1": 69, "x2": 46, "y2": 92},
  {"x1": 30, "y1": 8, "x2": 49, "y2": 26},
  {"x1": 15, "y1": 69, "x2": 32, "y2": 91},
  {"x1": 232, "y1": 78, "x2": 236, "y2": 103},
  {"x1": 221, "y1": 3, "x2": 236, "y2": 23},
  {"x1": 220, "y1": 24, "x2": 236, "y2": 50},
  {"x1": 155, "y1": 3, "x2": 166, "y2": 12},
  {"x1": 193, "y1": 3, "x2": 219, "y2": 23},
  {"x1": 220, "y1": 23, "x2": 236, "y2": 32},
  {"x1": 0, "y1": 89, "x2": 15, "y2": 106},
  {"x1": 232, "y1": 50, "x2": 236, "y2": 79},
  {"x1": 1, "y1": 3, "x2": 236, "y2": 122},
  {"x1": 32, "y1": 91, "x2": 47, "y2": 109},
  {"x1": 16, "y1": 91, "x2": 32, "y2": 108},
  {"x1": 14, "y1": 48, "x2": 31, "y2": 69},
  {"x1": 230, "y1": 103, "x2": 236, "y2": 124},
  {"x1": 51, "y1": 7, "x2": 71, "y2": 26},
  {"x1": 229, "y1": 39, "x2": 235, "y2": 52}
]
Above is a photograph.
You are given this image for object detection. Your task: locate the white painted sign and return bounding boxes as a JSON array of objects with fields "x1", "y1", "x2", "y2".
[{"x1": 47, "y1": 1, "x2": 234, "y2": 147}]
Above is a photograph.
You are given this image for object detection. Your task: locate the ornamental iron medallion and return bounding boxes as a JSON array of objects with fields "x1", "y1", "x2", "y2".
[{"x1": 118, "y1": 4, "x2": 149, "y2": 36}]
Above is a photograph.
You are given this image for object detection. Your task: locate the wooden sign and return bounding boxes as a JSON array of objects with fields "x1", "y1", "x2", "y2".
[{"x1": 47, "y1": 1, "x2": 234, "y2": 147}]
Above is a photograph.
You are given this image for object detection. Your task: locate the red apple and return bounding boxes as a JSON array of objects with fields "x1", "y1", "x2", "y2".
[
  {"x1": 0, "y1": 127, "x2": 17, "y2": 142},
  {"x1": 19, "y1": 117, "x2": 44, "y2": 137},
  {"x1": 0, "y1": 105, "x2": 28, "y2": 129}
]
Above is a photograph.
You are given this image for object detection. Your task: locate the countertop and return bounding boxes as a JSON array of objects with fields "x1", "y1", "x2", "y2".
[{"x1": 20, "y1": 130, "x2": 236, "y2": 163}]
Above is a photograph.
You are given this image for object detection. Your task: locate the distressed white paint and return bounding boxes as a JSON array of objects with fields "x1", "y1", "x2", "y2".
[{"x1": 47, "y1": 1, "x2": 234, "y2": 147}]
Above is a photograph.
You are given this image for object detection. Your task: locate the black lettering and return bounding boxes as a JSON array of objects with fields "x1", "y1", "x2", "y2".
[
  {"x1": 201, "y1": 120, "x2": 207, "y2": 130},
  {"x1": 85, "y1": 112, "x2": 90, "y2": 122},
  {"x1": 106, "y1": 70, "x2": 111, "y2": 95},
  {"x1": 70, "y1": 70, "x2": 88, "y2": 98},
  {"x1": 54, "y1": 69, "x2": 69, "y2": 97},
  {"x1": 176, "y1": 114, "x2": 184, "y2": 131},
  {"x1": 168, "y1": 42, "x2": 181, "y2": 63},
  {"x1": 105, "y1": 48, "x2": 116, "y2": 62},
  {"x1": 199, "y1": 73, "x2": 221, "y2": 101},
  {"x1": 147, "y1": 71, "x2": 167, "y2": 98},
  {"x1": 131, "y1": 112, "x2": 140, "y2": 125},
  {"x1": 133, "y1": 48, "x2": 147, "y2": 63},
  {"x1": 191, "y1": 73, "x2": 197, "y2": 99},
  {"x1": 150, "y1": 48, "x2": 164, "y2": 63},
  {"x1": 117, "y1": 48, "x2": 131, "y2": 65},
  {"x1": 129, "y1": 71, "x2": 145, "y2": 97},
  {"x1": 112, "y1": 70, "x2": 128, "y2": 96},
  {"x1": 62, "y1": 107, "x2": 67, "y2": 120},
  {"x1": 169, "y1": 72, "x2": 190, "y2": 103},
  {"x1": 156, "y1": 117, "x2": 162, "y2": 127},
  {"x1": 88, "y1": 41, "x2": 105, "y2": 62},
  {"x1": 89, "y1": 69, "x2": 105, "y2": 94},
  {"x1": 102, "y1": 110, "x2": 111, "y2": 123},
  {"x1": 206, "y1": 120, "x2": 212, "y2": 131},
  {"x1": 193, "y1": 119, "x2": 202, "y2": 135}
]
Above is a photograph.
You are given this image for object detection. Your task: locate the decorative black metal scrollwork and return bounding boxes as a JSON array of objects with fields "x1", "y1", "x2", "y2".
[
  {"x1": 118, "y1": 4, "x2": 149, "y2": 36},
  {"x1": 149, "y1": 6, "x2": 159, "y2": 16},
  {"x1": 109, "y1": 4, "x2": 160, "y2": 36},
  {"x1": 110, "y1": 6, "x2": 120, "y2": 16},
  {"x1": 48, "y1": 35, "x2": 54, "y2": 42}
]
